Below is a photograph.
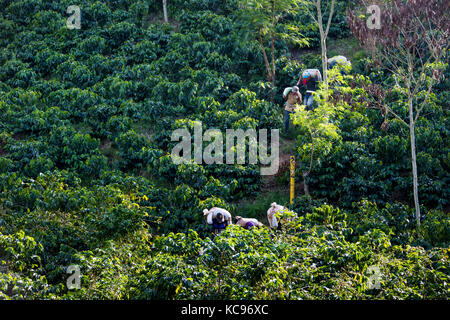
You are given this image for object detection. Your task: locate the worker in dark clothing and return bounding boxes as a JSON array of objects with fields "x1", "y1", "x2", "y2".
[{"x1": 297, "y1": 69, "x2": 322, "y2": 111}]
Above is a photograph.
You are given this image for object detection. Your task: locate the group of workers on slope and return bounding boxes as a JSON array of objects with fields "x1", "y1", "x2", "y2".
[
  {"x1": 282, "y1": 55, "x2": 351, "y2": 132},
  {"x1": 200, "y1": 56, "x2": 351, "y2": 236},
  {"x1": 203, "y1": 202, "x2": 287, "y2": 235}
]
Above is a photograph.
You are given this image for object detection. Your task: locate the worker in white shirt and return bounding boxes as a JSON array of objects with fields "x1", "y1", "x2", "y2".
[
  {"x1": 267, "y1": 202, "x2": 286, "y2": 230},
  {"x1": 235, "y1": 216, "x2": 263, "y2": 230},
  {"x1": 203, "y1": 207, "x2": 232, "y2": 235}
]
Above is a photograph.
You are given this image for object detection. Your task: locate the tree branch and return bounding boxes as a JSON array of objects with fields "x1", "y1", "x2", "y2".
[{"x1": 324, "y1": 0, "x2": 336, "y2": 39}]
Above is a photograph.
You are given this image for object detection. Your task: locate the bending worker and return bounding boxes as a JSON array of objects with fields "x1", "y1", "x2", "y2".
[
  {"x1": 282, "y1": 85, "x2": 302, "y2": 133},
  {"x1": 235, "y1": 216, "x2": 263, "y2": 230},
  {"x1": 267, "y1": 202, "x2": 286, "y2": 230},
  {"x1": 328, "y1": 55, "x2": 351, "y2": 74},
  {"x1": 203, "y1": 207, "x2": 232, "y2": 235}
]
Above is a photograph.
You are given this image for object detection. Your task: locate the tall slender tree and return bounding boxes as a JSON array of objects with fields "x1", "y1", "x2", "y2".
[
  {"x1": 298, "y1": 0, "x2": 336, "y2": 91},
  {"x1": 348, "y1": 0, "x2": 450, "y2": 226},
  {"x1": 238, "y1": 0, "x2": 309, "y2": 91},
  {"x1": 162, "y1": 0, "x2": 168, "y2": 23}
]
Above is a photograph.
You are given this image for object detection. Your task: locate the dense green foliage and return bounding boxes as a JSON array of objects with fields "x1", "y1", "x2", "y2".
[{"x1": 0, "y1": 0, "x2": 448, "y2": 299}]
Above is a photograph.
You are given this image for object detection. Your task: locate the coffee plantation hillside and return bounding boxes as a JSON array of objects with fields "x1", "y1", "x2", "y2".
[{"x1": 0, "y1": 0, "x2": 448, "y2": 299}]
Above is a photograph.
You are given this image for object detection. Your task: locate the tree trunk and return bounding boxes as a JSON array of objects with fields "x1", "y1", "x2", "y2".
[
  {"x1": 258, "y1": 34, "x2": 272, "y2": 82},
  {"x1": 315, "y1": 0, "x2": 328, "y2": 92},
  {"x1": 321, "y1": 37, "x2": 328, "y2": 91},
  {"x1": 270, "y1": 3, "x2": 276, "y2": 86},
  {"x1": 408, "y1": 97, "x2": 421, "y2": 226},
  {"x1": 271, "y1": 32, "x2": 276, "y2": 84},
  {"x1": 162, "y1": 0, "x2": 168, "y2": 23},
  {"x1": 314, "y1": 0, "x2": 335, "y2": 93},
  {"x1": 270, "y1": 31, "x2": 276, "y2": 101}
]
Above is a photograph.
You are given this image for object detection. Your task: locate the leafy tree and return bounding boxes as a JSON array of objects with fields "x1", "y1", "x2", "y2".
[
  {"x1": 298, "y1": 0, "x2": 337, "y2": 90},
  {"x1": 292, "y1": 66, "x2": 348, "y2": 195},
  {"x1": 348, "y1": 0, "x2": 450, "y2": 226},
  {"x1": 237, "y1": 0, "x2": 309, "y2": 92}
]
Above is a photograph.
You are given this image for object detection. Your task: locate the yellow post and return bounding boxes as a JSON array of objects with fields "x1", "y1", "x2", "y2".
[{"x1": 290, "y1": 156, "x2": 295, "y2": 205}]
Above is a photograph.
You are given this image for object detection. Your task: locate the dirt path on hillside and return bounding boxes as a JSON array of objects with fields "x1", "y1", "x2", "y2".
[
  {"x1": 261, "y1": 139, "x2": 291, "y2": 191},
  {"x1": 260, "y1": 136, "x2": 305, "y2": 197}
]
